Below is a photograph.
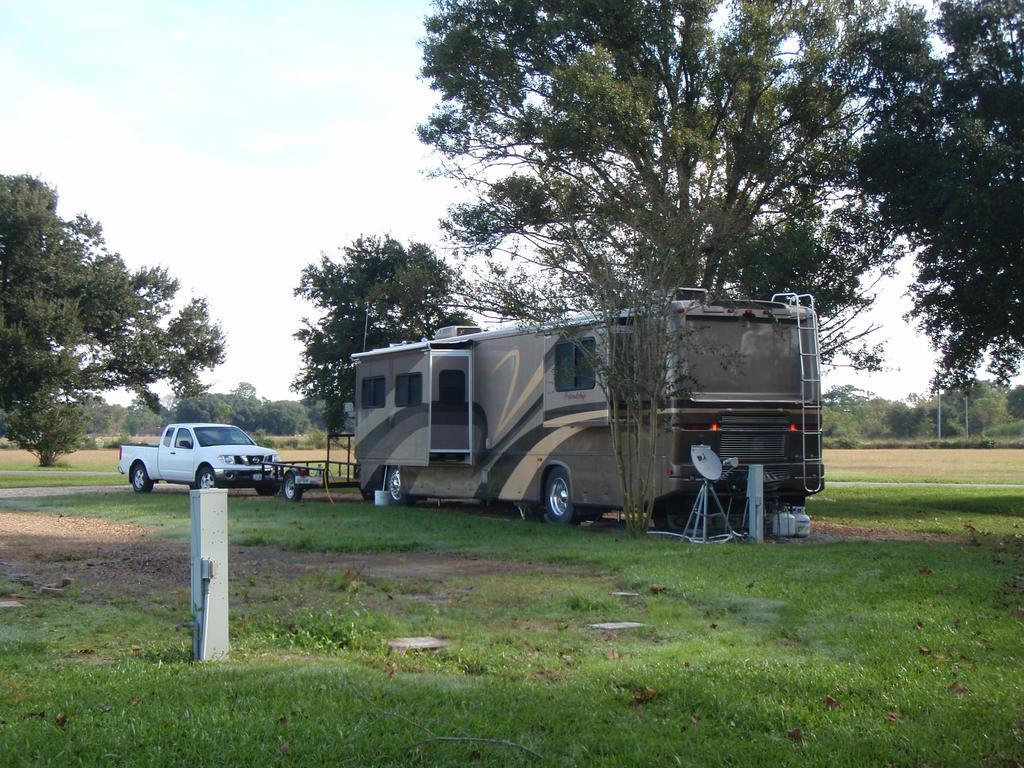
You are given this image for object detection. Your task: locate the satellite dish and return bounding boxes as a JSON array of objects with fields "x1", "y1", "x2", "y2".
[{"x1": 691, "y1": 444, "x2": 723, "y2": 481}]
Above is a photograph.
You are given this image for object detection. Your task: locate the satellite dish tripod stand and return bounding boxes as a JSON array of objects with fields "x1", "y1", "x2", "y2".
[{"x1": 682, "y1": 445, "x2": 740, "y2": 543}]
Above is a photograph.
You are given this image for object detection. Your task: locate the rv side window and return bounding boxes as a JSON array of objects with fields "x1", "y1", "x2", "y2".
[
  {"x1": 554, "y1": 338, "x2": 597, "y2": 391},
  {"x1": 438, "y1": 369, "x2": 465, "y2": 404},
  {"x1": 395, "y1": 373, "x2": 422, "y2": 407},
  {"x1": 361, "y1": 376, "x2": 386, "y2": 409}
]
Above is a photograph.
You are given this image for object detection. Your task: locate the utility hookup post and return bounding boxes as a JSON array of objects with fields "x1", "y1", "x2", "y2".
[
  {"x1": 190, "y1": 489, "x2": 229, "y2": 661},
  {"x1": 746, "y1": 464, "x2": 765, "y2": 543}
]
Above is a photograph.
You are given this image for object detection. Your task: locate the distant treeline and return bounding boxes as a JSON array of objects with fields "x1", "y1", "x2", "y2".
[
  {"x1": 824, "y1": 382, "x2": 1024, "y2": 448},
  {"x1": 2, "y1": 381, "x2": 1021, "y2": 449},
  {"x1": 0, "y1": 383, "x2": 328, "y2": 441}
]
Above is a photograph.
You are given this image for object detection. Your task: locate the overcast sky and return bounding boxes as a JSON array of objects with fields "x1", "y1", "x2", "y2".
[{"x1": 0, "y1": 1, "x2": 1014, "y2": 405}]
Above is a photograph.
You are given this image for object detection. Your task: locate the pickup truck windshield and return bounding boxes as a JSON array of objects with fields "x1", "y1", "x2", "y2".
[{"x1": 194, "y1": 426, "x2": 256, "y2": 447}]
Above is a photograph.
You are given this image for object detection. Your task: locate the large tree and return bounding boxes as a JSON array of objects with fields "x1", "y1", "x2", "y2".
[
  {"x1": 419, "y1": 0, "x2": 903, "y2": 366},
  {"x1": 858, "y1": 0, "x2": 1024, "y2": 389},
  {"x1": 0, "y1": 175, "x2": 226, "y2": 413},
  {"x1": 293, "y1": 235, "x2": 472, "y2": 429}
]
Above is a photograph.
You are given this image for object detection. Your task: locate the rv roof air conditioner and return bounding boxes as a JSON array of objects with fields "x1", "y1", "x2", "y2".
[
  {"x1": 434, "y1": 325, "x2": 483, "y2": 340},
  {"x1": 673, "y1": 287, "x2": 708, "y2": 302}
]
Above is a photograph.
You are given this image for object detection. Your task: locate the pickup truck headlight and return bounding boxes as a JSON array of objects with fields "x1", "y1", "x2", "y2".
[
  {"x1": 269, "y1": 454, "x2": 279, "y2": 463},
  {"x1": 217, "y1": 455, "x2": 236, "y2": 464}
]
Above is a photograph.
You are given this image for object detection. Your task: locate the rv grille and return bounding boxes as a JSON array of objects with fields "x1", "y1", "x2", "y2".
[
  {"x1": 719, "y1": 414, "x2": 790, "y2": 431},
  {"x1": 719, "y1": 433, "x2": 786, "y2": 462}
]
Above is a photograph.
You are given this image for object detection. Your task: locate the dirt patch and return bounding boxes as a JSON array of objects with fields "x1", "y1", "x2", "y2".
[
  {"x1": 809, "y1": 520, "x2": 966, "y2": 542},
  {"x1": 0, "y1": 511, "x2": 559, "y2": 600}
]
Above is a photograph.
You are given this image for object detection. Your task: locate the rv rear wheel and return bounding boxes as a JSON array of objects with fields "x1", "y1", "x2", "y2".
[
  {"x1": 386, "y1": 466, "x2": 410, "y2": 505},
  {"x1": 544, "y1": 467, "x2": 575, "y2": 524}
]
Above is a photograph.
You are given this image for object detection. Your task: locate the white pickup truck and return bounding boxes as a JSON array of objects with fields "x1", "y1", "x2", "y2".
[{"x1": 118, "y1": 424, "x2": 281, "y2": 495}]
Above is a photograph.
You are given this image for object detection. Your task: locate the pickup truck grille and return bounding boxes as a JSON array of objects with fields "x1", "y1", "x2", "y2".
[{"x1": 232, "y1": 454, "x2": 270, "y2": 465}]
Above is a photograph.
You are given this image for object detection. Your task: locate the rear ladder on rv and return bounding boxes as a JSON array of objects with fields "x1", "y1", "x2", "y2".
[{"x1": 772, "y1": 293, "x2": 823, "y2": 493}]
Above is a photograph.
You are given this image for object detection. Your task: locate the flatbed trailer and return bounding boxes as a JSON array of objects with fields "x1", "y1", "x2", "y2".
[{"x1": 262, "y1": 433, "x2": 359, "y2": 501}]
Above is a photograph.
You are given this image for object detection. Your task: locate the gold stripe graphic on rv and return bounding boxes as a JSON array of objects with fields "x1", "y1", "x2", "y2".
[
  {"x1": 542, "y1": 405, "x2": 608, "y2": 428},
  {"x1": 498, "y1": 425, "x2": 583, "y2": 500},
  {"x1": 493, "y1": 348, "x2": 545, "y2": 439}
]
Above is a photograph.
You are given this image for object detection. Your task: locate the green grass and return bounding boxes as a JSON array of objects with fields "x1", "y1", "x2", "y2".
[
  {"x1": 809, "y1": 485, "x2": 1024, "y2": 537},
  {"x1": 1, "y1": 492, "x2": 1023, "y2": 766},
  {"x1": 0, "y1": 474, "x2": 120, "y2": 489}
]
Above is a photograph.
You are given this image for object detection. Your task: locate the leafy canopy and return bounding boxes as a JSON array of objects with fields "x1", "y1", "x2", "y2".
[
  {"x1": 858, "y1": 0, "x2": 1024, "y2": 388},
  {"x1": 0, "y1": 175, "x2": 225, "y2": 411},
  {"x1": 293, "y1": 235, "x2": 471, "y2": 429},
  {"x1": 420, "y1": 0, "x2": 903, "y2": 365}
]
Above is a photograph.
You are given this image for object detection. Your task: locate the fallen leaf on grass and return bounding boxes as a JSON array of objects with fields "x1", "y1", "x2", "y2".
[
  {"x1": 53, "y1": 714, "x2": 67, "y2": 728},
  {"x1": 913, "y1": 619, "x2": 924, "y2": 630},
  {"x1": 275, "y1": 715, "x2": 287, "y2": 725},
  {"x1": 787, "y1": 728, "x2": 803, "y2": 742},
  {"x1": 649, "y1": 585, "x2": 666, "y2": 594},
  {"x1": 129, "y1": 696, "x2": 141, "y2": 705},
  {"x1": 605, "y1": 650, "x2": 620, "y2": 661},
  {"x1": 918, "y1": 647, "x2": 931, "y2": 655},
  {"x1": 279, "y1": 741, "x2": 290, "y2": 755},
  {"x1": 633, "y1": 687, "x2": 660, "y2": 705},
  {"x1": 885, "y1": 712, "x2": 901, "y2": 722},
  {"x1": 918, "y1": 565, "x2": 932, "y2": 576},
  {"x1": 824, "y1": 695, "x2": 840, "y2": 710},
  {"x1": 690, "y1": 715, "x2": 701, "y2": 724},
  {"x1": 949, "y1": 681, "x2": 969, "y2": 695}
]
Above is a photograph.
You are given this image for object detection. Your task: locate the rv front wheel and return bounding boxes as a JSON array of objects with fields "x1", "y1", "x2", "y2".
[
  {"x1": 544, "y1": 468, "x2": 575, "y2": 524},
  {"x1": 386, "y1": 466, "x2": 409, "y2": 505}
]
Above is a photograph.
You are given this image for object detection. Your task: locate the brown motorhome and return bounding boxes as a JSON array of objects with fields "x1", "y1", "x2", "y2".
[{"x1": 352, "y1": 290, "x2": 823, "y2": 527}]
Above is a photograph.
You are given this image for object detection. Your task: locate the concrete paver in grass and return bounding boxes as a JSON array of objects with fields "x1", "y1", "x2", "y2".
[{"x1": 387, "y1": 636, "x2": 449, "y2": 652}]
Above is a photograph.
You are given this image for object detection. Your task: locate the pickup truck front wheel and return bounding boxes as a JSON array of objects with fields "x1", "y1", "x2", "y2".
[
  {"x1": 130, "y1": 462, "x2": 154, "y2": 493},
  {"x1": 194, "y1": 465, "x2": 217, "y2": 491}
]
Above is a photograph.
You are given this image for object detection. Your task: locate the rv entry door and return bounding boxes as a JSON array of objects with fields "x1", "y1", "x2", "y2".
[{"x1": 429, "y1": 349, "x2": 473, "y2": 461}]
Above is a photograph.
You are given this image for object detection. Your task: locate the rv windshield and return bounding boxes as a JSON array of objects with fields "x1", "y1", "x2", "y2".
[{"x1": 684, "y1": 317, "x2": 807, "y2": 402}]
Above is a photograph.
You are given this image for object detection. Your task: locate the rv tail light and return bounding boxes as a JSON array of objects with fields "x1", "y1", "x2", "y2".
[
  {"x1": 790, "y1": 422, "x2": 820, "y2": 432},
  {"x1": 678, "y1": 422, "x2": 720, "y2": 431}
]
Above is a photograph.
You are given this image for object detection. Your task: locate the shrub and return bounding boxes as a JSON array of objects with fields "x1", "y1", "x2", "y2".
[{"x1": 7, "y1": 400, "x2": 87, "y2": 466}]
